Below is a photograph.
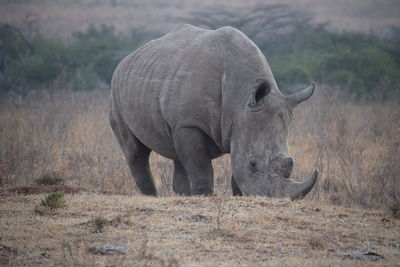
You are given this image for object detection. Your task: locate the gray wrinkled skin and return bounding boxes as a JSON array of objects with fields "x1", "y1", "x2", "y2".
[{"x1": 109, "y1": 24, "x2": 318, "y2": 198}]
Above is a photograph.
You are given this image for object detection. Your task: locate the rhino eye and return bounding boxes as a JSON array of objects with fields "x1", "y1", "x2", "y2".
[{"x1": 249, "y1": 161, "x2": 257, "y2": 173}]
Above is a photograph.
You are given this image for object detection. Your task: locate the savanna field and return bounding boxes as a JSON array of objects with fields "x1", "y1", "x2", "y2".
[
  {"x1": 1, "y1": 88, "x2": 399, "y2": 265},
  {"x1": 1, "y1": 0, "x2": 400, "y2": 265}
]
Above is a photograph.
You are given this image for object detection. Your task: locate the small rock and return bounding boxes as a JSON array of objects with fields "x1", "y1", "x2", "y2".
[
  {"x1": 339, "y1": 251, "x2": 383, "y2": 261},
  {"x1": 88, "y1": 245, "x2": 128, "y2": 255},
  {"x1": 191, "y1": 214, "x2": 208, "y2": 222},
  {"x1": 0, "y1": 245, "x2": 18, "y2": 265},
  {"x1": 180, "y1": 214, "x2": 209, "y2": 222}
]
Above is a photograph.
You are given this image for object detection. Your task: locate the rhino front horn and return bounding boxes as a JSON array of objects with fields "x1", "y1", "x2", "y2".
[{"x1": 286, "y1": 170, "x2": 318, "y2": 200}]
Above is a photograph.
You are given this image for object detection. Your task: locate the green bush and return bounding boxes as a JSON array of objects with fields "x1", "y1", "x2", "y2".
[
  {"x1": 0, "y1": 24, "x2": 157, "y2": 91},
  {"x1": 314, "y1": 47, "x2": 399, "y2": 94},
  {"x1": 41, "y1": 192, "x2": 66, "y2": 209},
  {"x1": 1, "y1": 22, "x2": 399, "y2": 97},
  {"x1": 6, "y1": 39, "x2": 67, "y2": 87},
  {"x1": 260, "y1": 28, "x2": 400, "y2": 96},
  {"x1": 69, "y1": 25, "x2": 130, "y2": 86},
  {"x1": 90, "y1": 216, "x2": 109, "y2": 233}
]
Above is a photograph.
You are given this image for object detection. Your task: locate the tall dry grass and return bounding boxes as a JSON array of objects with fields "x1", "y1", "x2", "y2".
[
  {"x1": 290, "y1": 87, "x2": 400, "y2": 208},
  {"x1": 0, "y1": 87, "x2": 399, "y2": 208},
  {"x1": 0, "y1": 90, "x2": 134, "y2": 194}
]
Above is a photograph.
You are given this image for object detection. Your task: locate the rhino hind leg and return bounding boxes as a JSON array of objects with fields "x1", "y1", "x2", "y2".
[
  {"x1": 109, "y1": 107, "x2": 157, "y2": 196},
  {"x1": 172, "y1": 160, "x2": 191, "y2": 196},
  {"x1": 174, "y1": 128, "x2": 214, "y2": 196},
  {"x1": 231, "y1": 177, "x2": 243, "y2": 196},
  {"x1": 119, "y1": 138, "x2": 157, "y2": 196},
  {"x1": 127, "y1": 143, "x2": 157, "y2": 196}
]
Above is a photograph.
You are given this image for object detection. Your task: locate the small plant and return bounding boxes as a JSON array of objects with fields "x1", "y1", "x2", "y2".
[
  {"x1": 41, "y1": 192, "x2": 66, "y2": 209},
  {"x1": 309, "y1": 236, "x2": 327, "y2": 249},
  {"x1": 390, "y1": 201, "x2": 400, "y2": 219},
  {"x1": 90, "y1": 217, "x2": 108, "y2": 233}
]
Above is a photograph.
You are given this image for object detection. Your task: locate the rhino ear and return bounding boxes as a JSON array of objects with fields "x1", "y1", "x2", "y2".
[{"x1": 248, "y1": 79, "x2": 271, "y2": 108}]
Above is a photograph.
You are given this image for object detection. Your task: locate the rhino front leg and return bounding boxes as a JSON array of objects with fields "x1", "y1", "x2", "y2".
[
  {"x1": 231, "y1": 177, "x2": 243, "y2": 196},
  {"x1": 173, "y1": 160, "x2": 191, "y2": 196},
  {"x1": 174, "y1": 128, "x2": 214, "y2": 196}
]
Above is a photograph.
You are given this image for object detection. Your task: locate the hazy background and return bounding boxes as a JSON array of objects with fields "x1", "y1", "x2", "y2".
[{"x1": 1, "y1": 0, "x2": 400, "y2": 36}]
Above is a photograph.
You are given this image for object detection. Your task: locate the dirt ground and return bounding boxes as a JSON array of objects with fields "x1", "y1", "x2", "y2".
[{"x1": 1, "y1": 191, "x2": 399, "y2": 266}]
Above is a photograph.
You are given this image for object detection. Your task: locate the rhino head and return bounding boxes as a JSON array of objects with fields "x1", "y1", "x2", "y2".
[{"x1": 230, "y1": 79, "x2": 317, "y2": 199}]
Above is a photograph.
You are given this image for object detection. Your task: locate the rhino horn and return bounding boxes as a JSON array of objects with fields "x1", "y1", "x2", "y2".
[
  {"x1": 288, "y1": 82, "x2": 315, "y2": 107},
  {"x1": 285, "y1": 170, "x2": 318, "y2": 200}
]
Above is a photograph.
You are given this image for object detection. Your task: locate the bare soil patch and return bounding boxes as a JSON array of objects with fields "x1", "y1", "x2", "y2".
[{"x1": 0, "y1": 193, "x2": 398, "y2": 266}]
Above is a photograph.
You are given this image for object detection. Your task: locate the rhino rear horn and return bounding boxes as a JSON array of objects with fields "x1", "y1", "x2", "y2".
[
  {"x1": 288, "y1": 82, "x2": 315, "y2": 107},
  {"x1": 286, "y1": 170, "x2": 318, "y2": 200}
]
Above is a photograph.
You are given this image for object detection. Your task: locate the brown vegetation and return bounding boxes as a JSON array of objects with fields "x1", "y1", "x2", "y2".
[
  {"x1": 1, "y1": 87, "x2": 399, "y2": 209},
  {"x1": 0, "y1": 87, "x2": 399, "y2": 264}
]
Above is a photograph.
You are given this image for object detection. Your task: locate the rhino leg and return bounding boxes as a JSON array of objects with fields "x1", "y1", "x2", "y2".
[
  {"x1": 174, "y1": 128, "x2": 214, "y2": 196},
  {"x1": 231, "y1": 177, "x2": 243, "y2": 196},
  {"x1": 109, "y1": 108, "x2": 157, "y2": 196},
  {"x1": 127, "y1": 143, "x2": 158, "y2": 196},
  {"x1": 172, "y1": 160, "x2": 191, "y2": 196}
]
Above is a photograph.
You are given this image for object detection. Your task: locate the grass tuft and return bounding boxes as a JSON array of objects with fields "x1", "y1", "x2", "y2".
[
  {"x1": 90, "y1": 217, "x2": 108, "y2": 233},
  {"x1": 41, "y1": 192, "x2": 66, "y2": 209},
  {"x1": 309, "y1": 236, "x2": 327, "y2": 250},
  {"x1": 390, "y1": 201, "x2": 400, "y2": 219}
]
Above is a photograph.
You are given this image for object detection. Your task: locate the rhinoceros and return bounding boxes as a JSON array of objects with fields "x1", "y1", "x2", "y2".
[{"x1": 109, "y1": 24, "x2": 318, "y2": 198}]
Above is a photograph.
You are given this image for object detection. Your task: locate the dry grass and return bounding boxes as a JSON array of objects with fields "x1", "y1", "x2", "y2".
[
  {"x1": 0, "y1": 87, "x2": 399, "y2": 209},
  {"x1": 0, "y1": 88, "x2": 399, "y2": 265},
  {"x1": 0, "y1": 90, "x2": 137, "y2": 194},
  {"x1": 1, "y1": 0, "x2": 399, "y2": 37},
  {"x1": 0, "y1": 193, "x2": 399, "y2": 265},
  {"x1": 290, "y1": 88, "x2": 400, "y2": 208}
]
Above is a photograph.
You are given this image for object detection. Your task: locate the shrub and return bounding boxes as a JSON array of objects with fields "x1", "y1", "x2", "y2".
[
  {"x1": 314, "y1": 47, "x2": 399, "y2": 95},
  {"x1": 0, "y1": 24, "x2": 158, "y2": 91},
  {"x1": 1, "y1": 16, "x2": 399, "y2": 97},
  {"x1": 41, "y1": 192, "x2": 66, "y2": 209},
  {"x1": 90, "y1": 217, "x2": 108, "y2": 233},
  {"x1": 389, "y1": 201, "x2": 400, "y2": 219},
  {"x1": 261, "y1": 28, "x2": 400, "y2": 97},
  {"x1": 6, "y1": 39, "x2": 68, "y2": 87}
]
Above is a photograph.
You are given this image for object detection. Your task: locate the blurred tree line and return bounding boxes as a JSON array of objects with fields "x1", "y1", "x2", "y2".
[
  {"x1": 0, "y1": 23, "x2": 156, "y2": 94},
  {"x1": 0, "y1": 4, "x2": 399, "y2": 98}
]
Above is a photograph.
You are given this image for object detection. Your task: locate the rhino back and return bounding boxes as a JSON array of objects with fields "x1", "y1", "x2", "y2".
[{"x1": 111, "y1": 24, "x2": 270, "y2": 159}]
